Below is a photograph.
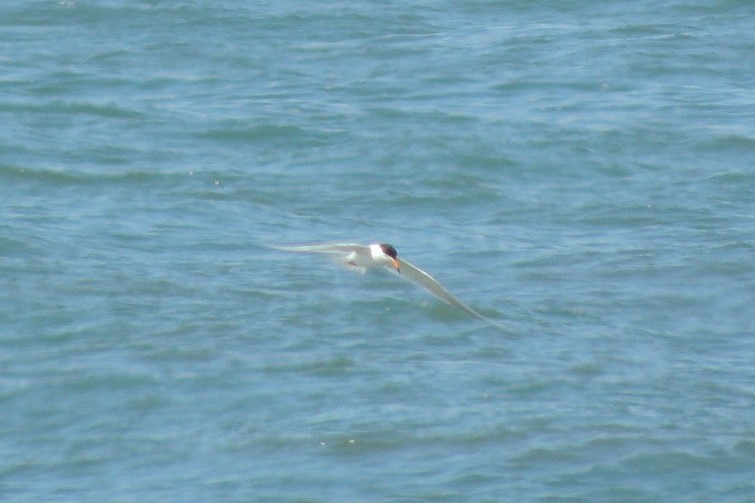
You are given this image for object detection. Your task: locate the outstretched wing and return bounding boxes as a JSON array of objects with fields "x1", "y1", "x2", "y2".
[
  {"x1": 269, "y1": 243, "x2": 368, "y2": 255},
  {"x1": 397, "y1": 257, "x2": 505, "y2": 329}
]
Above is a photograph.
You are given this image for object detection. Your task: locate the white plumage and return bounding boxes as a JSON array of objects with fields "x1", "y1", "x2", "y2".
[{"x1": 271, "y1": 242, "x2": 504, "y2": 329}]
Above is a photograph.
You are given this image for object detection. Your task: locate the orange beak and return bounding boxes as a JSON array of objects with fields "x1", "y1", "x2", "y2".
[{"x1": 392, "y1": 258, "x2": 400, "y2": 273}]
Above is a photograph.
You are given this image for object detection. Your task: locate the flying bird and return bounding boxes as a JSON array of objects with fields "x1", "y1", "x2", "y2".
[{"x1": 272, "y1": 242, "x2": 503, "y2": 328}]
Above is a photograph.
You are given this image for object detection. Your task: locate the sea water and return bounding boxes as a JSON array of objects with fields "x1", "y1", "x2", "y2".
[{"x1": 1, "y1": 1, "x2": 754, "y2": 501}]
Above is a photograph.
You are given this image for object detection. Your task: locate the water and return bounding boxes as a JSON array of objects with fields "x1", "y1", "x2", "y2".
[{"x1": 2, "y1": 1, "x2": 754, "y2": 501}]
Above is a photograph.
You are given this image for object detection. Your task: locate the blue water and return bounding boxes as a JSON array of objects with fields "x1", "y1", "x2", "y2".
[{"x1": 2, "y1": 1, "x2": 754, "y2": 501}]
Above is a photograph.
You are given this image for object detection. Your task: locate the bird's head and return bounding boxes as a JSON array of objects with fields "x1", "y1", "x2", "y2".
[{"x1": 379, "y1": 243, "x2": 400, "y2": 273}]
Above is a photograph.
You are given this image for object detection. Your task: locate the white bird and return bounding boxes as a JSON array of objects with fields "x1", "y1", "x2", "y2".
[{"x1": 271, "y1": 242, "x2": 503, "y2": 329}]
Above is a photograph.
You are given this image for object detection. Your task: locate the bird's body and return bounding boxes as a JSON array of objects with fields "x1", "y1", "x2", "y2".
[{"x1": 271, "y1": 242, "x2": 503, "y2": 329}]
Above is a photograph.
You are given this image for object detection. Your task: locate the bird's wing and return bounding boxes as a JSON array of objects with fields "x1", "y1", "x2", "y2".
[
  {"x1": 269, "y1": 243, "x2": 368, "y2": 255},
  {"x1": 396, "y1": 257, "x2": 504, "y2": 329}
]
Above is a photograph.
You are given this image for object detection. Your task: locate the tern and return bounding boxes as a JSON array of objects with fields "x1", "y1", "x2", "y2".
[{"x1": 272, "y1": 242, "x2": 503, "y2": 328}]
